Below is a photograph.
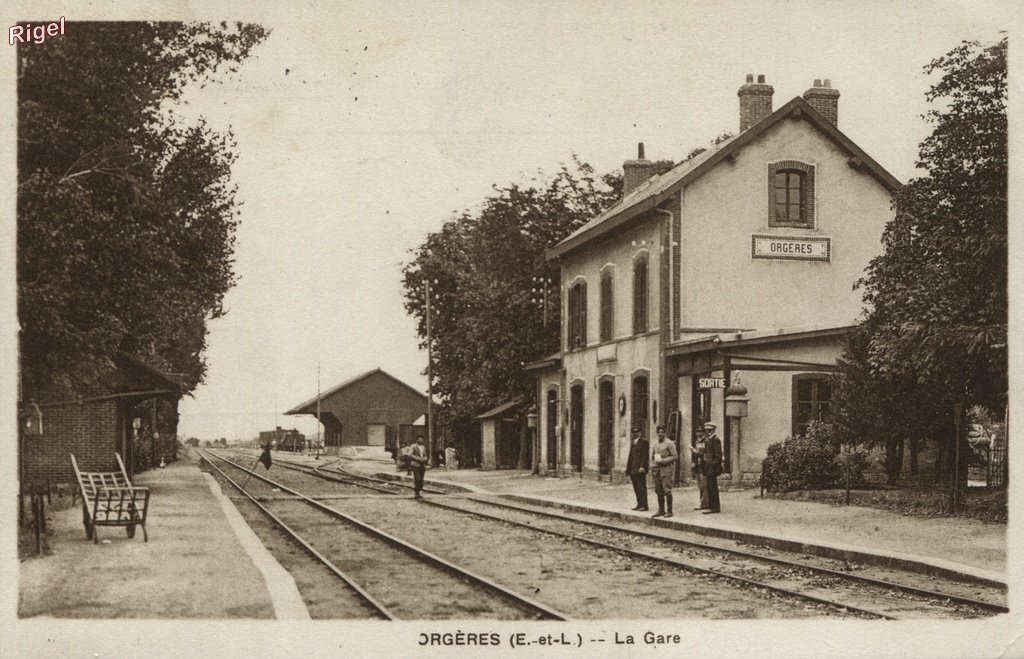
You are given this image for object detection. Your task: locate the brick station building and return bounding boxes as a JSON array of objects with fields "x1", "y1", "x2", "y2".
[
  {"x1": 532, "y1": 75, "x2": 899, "y2": 484},
  {"x1": 19, "y1": 353, "x2": 183, "y2": 488}
]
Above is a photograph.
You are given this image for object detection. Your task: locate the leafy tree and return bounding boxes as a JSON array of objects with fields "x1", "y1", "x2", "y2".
[
  {"x1": 18, "y1": 22, "x2": 268, "y2": 399},
  {"x1": 402, "y1": 159, "x2": 623, "y2": 449},
  {"x1": 860, "y1": 38, "x2": 1006, "y2": 408},
  {"x1": 838, "y1": 38, "x2": 1006, "y2": 495}
]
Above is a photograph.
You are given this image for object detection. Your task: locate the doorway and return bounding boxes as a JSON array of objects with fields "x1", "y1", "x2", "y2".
[
  {"x1": 570, "y1": 384, "x2": 584, "y2": 472},
  {"x1": 598, "y1": 380, "x2": 614, "y2": 475},
  {"x1": 546, "y1": 389, "x2": 558, "y2": 470}
]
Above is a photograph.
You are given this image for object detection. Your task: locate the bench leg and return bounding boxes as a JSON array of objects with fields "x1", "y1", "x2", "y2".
[
  {"x1": 141, "y1": 523, "x2": 148, "y2": 542},
  {"x1": 81, "y1": 501, "x2": 93, "y2": 541},
  {"x1": 126, "y1": 524, "x2": 136, "y2": 539}
]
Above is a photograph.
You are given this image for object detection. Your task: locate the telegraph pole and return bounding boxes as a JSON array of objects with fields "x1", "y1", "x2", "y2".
[
  {"x1": 315, "y1": 361, "x2": 321, "y2": 459},
  {"x1": 426, "y1": 278, "x2": 435, "y2": 466}
]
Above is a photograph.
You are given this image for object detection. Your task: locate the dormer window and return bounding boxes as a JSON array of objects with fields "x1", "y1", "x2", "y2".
[{"x1": 768, "y1": 161, "x2": 815, "y2": 228}]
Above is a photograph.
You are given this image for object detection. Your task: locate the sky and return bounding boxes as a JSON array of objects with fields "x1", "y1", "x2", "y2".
[{"x1": 2, "y1": 0, "x2": 1015, "y2": 441}]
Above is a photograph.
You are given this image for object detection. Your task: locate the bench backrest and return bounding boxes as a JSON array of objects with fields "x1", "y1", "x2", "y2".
[{"x1": 70, "y1": 453, "x2": 132, "y2": 499}]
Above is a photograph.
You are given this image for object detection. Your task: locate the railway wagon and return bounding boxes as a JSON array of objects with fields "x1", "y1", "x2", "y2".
[{"x1": 278, "y1": 431, "x2": 306, "y2": 452}]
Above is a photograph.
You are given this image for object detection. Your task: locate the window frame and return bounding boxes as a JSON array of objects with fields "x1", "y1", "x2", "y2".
[
  {"x1": 767, "y1": 160, "x2": 816, "y2": 229},
  {"x1": 632, "y1": 253, "x2": 649, "y2": 335},
  {"x1": 791, "y1": 373, "x2": 832, "y2": 436},
  {"x1": 599, "y1": 269, "x2": 614, "y2": 342},
  {"x1": 567, "y1": 280, "x2": 588, "y2": 349}
]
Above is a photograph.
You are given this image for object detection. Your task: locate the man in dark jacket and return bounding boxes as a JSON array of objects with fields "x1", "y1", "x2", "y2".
[
  {"x1": 625, "y1": 426, "x2": 649, "y2": 511},
  {"x1": 701, "y1": 422, "x2": 723, "y2": 514}
]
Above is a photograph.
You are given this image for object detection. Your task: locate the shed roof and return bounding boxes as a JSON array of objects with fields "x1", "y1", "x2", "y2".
[
  {"x1": 285, "y1": 368, "x2": 427, "y2": 415},
  {"x1": 476, "y1": 398, "x2": 525, "y2": 420},
  {"x1": 547, "y1": 96, "x2": 901, "y2": 260}
]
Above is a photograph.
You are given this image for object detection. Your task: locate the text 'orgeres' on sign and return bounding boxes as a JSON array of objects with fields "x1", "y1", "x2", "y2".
[{"x1": 751, "y1": 234, "x2": 831, "y2": 262}]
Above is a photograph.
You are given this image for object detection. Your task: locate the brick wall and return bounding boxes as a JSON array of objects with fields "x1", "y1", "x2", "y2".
[{"x1": 23, "y1": 400, "x2": 120, "y2": 489}]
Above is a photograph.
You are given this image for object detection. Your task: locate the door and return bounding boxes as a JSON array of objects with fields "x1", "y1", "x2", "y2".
[
  {"x1": 598, "y1": 381, "x2": 614, "y2": 475},
  {"x1": 570, "y1": 384, "x2": 584, "y2": 472},
  {"x1": 366, "y1": 423, "x2": 387, "y2": 446},
  {"x1": 632, "y1": 375, "x2": 649, "y2": 440},
  {"x1": 546, "y1": 389, "x2": 558, "y2": 470}
]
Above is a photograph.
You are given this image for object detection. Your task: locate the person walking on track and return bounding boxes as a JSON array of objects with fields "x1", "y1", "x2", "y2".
[
  {"x1": 408, "y1": 435, "x2": 428, "y2": 499},
  {"x1": 625, "y1": 426, "x2": 650, "y2": 511},
  {"x1": 650, "y1": 425, "x2": 677, "y2": 518},
  {"x1": 701, "y1": 422, "x2": 723, "y2": 514}
]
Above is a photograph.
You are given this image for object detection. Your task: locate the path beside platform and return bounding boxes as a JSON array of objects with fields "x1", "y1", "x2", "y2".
[{"x1": 18, "y1": 452, "x2": 308, "y2": 619}]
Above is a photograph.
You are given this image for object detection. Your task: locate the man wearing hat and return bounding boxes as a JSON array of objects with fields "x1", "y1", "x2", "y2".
[
  {"x1": 625, "y1": 426, "x2": 650, "y2": 511},
  {"x1": 649, "y1": 425, "x2": 677, "y2": 518},
  {"x1": 700, "y1": 422, "x2": 723, "y2": 514}
]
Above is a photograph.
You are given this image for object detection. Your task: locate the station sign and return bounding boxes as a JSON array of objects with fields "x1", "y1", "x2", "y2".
[
  {"x1": 698, "y1": 377, "x2": 726, "y2": 389},
  {"x1": 751, "y1": 234, "x2": 831, "y2": 262}
]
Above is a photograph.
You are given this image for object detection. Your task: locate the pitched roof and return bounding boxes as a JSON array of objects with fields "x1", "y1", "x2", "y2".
[
  {"x1": 285, "y1": 368, "x2": 427, "y2": 415},
  {"x1": 547, "y1": 96, "x2": 901, "y2": 260},
  {"x1": 476, "y1": 398, "x2": 526, "y2": 420},
  {"x1": 664, "y1": 320, "x2": 858, "y2": 358}
]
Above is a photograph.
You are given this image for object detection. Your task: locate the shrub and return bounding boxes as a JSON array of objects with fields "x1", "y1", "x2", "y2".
[{"x1": 763, "y1": 422, "x2": 867, "y2": 492}]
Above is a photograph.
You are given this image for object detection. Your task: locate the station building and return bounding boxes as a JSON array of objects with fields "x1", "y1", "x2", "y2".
[
  {"x1": 285, "y1": 368, "x2": 427, "y2": 453},
  {"x1": 533, "y1": 75, "x2": 900, "y2": 484},
  {"x1": 19, "y1": 353, "x2": 183, "y2": 488}
]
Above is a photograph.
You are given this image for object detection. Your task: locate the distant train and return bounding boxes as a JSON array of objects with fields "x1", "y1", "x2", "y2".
[
  {"x1": 277, "y1": 431, "x2": 305, "y2": 452},
  {"x1": 258, "y1": 426, "x2": 306, "y2": 452}
]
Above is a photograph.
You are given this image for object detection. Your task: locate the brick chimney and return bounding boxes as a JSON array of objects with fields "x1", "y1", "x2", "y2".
[
  {"x1": 738, "y1": 73, "x2": 773, "y2": 132},
  {"x1": 803, "y1": 78, "x2": 840, "y2": 126},
  {"x1": 622, "y1": 142, "x2": 657, "y2": 196}
]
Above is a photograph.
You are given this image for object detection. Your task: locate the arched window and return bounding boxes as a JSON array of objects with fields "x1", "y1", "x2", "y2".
[
  {"x1": 633, "y1": 255, "x2": 649, "y2": 334},
  {"x1": 768, "y1": 161, "x2": 815, "y2": 228},
  {"x1": 567, "y1": 280, "x2": 587, "y2": 349},
  {"x1": 599, "y1": 271, "x2": 614, "y2": 342}
]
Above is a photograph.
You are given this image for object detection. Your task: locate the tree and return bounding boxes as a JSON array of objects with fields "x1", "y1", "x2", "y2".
[
  {"x1": 18, "y1": 22, "x2": 268, "y2": 399},
  {"x1": 402, "y1": 159, "x2": 623, "y2": 449},
  {"x1": 840, "y1": 38, "x2": 1006, "y2": 493},
  {"x1": 860, "y1": 38, "x2": 1006, "y2": 408}
]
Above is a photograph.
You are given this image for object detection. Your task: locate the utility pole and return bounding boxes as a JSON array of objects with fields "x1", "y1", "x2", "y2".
[
  {"x1": 315, "y1": 361, "x2": 321, "y2": 460},
  {"x1": 426, "y1": 278, "x2": 435, "y2": 467}
]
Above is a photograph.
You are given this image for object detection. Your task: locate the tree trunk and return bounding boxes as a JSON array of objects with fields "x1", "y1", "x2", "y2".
[
  {"x1": 884, "y1": 437, "x2": 904, "y2": 485},
  {"x1": 516, "y1": 419, "x2": 531, "y2": 470},
  {"x1": 909, "y1": 437, "x2": 920, "y2": 475}
]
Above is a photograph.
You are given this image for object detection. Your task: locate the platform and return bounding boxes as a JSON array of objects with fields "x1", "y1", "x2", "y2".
[{"x1": 18, "y1": 451, "x2": 308, "y2": 619}]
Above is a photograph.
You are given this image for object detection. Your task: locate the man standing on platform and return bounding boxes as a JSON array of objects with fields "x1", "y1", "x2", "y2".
[
  {"x1": 701, "y1": 422, "x2": 723, "y2": 514},
  {"x1": 409, "y1": 435, "x2": 428, "y2": 499},
  {"x1": 626, "y1": 426, "x2": 649, "y2": 511},
  {"x1": 692, "y1": 427, "x2": 708, "y2": 511},
  {"x1": 650, "y1": 425, "x2": 677, "y2": 518}
]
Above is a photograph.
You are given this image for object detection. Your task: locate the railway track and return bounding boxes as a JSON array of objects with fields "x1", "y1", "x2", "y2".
[
  {"x1": 219, "y1": 449, "x2": 1005, "y2": 619},
  {"x1": 201, "y1": 449, "x2": 569, "y2": 621}
]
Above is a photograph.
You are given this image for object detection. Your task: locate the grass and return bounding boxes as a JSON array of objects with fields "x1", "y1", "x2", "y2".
[{"x1": 771, "y1": 485, "x2": 1006, "y2": 523}]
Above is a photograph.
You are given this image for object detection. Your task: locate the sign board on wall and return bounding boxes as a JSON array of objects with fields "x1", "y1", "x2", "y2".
[
  {"x1": 751, "y1": 234, "x2": 831, "y2": 262},
  {"x1": 698, "y1": 377, "x2": 726, "y2": 389}
]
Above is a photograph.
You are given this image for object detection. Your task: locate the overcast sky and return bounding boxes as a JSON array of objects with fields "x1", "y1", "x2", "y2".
[{"x1": 2, "y1": 1, "x2": 1014, "y2": 440}]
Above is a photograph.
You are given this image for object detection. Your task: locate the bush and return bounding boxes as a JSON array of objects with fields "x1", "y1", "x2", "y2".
[{"x1": 763, "y1": 422, "x2": 867, "y2": 492}]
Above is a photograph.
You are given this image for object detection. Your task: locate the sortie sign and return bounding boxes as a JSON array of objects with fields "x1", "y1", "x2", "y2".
[{"x1": 751, "y1": 234, "x2": 831, "y2": 262}]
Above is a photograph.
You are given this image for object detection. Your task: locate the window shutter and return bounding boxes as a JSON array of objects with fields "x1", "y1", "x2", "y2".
[{"x1": 579, "y1": 281, "x2": 587, "y2": 346}]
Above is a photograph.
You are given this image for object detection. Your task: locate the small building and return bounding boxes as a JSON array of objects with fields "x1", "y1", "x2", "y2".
[
  {"x1": 285, "y1": 368, "x2": 427, "y2": 454},
  {"x1": 19, "y1": 353, "x2": 183, "y2": 488},
  {"x1": 539, "y1": 74, "x2": 899, "y2": 484},
  {"x1": 476, "y1": 399, "x2": 526, "y2": 470}
]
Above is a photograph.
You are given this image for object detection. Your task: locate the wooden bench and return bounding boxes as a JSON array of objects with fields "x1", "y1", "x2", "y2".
[{"x1": 70, "y1": 453, "x2": 150, "y2": 543}]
